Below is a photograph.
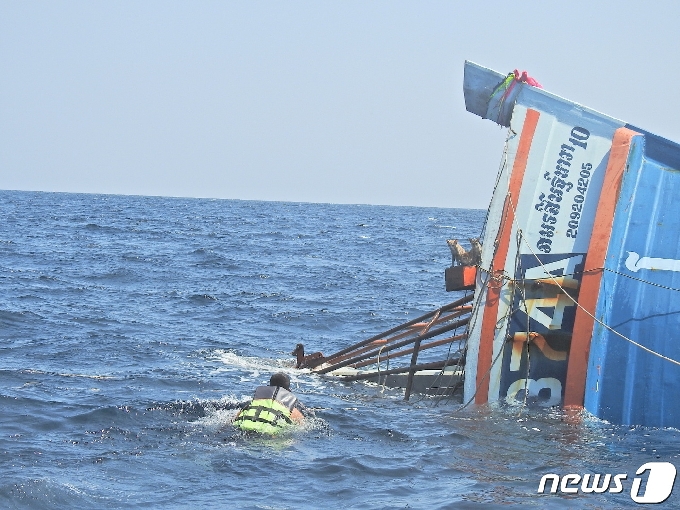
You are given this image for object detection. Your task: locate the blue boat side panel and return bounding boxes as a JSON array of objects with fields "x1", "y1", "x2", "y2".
[
  {"x1": 584, "y1": 134, "x2": 680, "y2": 427},
  {"x1": 626, "y1": 124, "x2": 680, "y2": 171},
  {"x1": 463, "y1": 62, "x2": 505, "y2": 117}
]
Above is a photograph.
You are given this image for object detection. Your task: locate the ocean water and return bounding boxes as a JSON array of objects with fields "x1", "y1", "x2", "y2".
[{"x1": 1, "y1": 189, "x2": 679, "y2": 509}]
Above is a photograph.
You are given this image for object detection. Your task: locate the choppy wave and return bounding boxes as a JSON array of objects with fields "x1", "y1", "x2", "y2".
[{"x1": 1, "y1": 191, "x2": 677, "y2": 509}]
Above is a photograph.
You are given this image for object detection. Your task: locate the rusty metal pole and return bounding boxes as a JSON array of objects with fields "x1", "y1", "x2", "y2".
[
  {"x1": 352, "y1": 333, "x2": 466, "y2": 368},
  {"x1": 340, "y1": 358, "x2": 460, "y2": 382},
  {"x1": 318, "y1": 294, "x2": 474, "y2": 366},
  {"x1": 403, "y1": 309, "x2": 439, "y2": 401},
  {"x1": 316, "y1": 317, "x2": 469, "y2": 374},
  {"x1": 403, "y1": 338, "x2": 422, "y2": 401}
]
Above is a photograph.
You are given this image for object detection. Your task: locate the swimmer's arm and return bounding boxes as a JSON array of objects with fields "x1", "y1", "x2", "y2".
[
  {"x1": 291, "y1": 407, "x2": 304, "y2": 423},
  {"x1": 232, "y1": 400, "x2": 251, "y2": 422}
]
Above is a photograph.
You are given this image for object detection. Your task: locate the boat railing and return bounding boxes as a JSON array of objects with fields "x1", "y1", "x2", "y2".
[{"x1": 310, "y1": 293, "x2": 473, "y2": 399}]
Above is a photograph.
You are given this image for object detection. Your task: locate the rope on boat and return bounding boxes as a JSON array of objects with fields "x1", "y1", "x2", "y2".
[
  {"x1": 454, "y1": 331, "x2": 508, "y2": 412},
  {"x1": 477, "y1": 264, "x2": 680, "y2": 295},
  {"x1": 431, "y1": 204, "x2": 517, "y2": 407},
  {"x1": 513, "y1": 229, "x2": 532, "y2": 413},
  {"x1": 599, "y1": 267, "x2": 680, "y2": 293},
  {"x1": 479, "y1": 129, "x2": 513, "y2": 243},
  {"x1": 429, "y1": 183, "x2": 519, "y2": 406}
]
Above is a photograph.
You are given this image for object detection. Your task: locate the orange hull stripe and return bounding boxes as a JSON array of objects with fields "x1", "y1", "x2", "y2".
[
  {"x1": 475, "y1": 109, "x2": 540, "y2": 404},
  {"x1": 563, "y1": 127, "x2": 639, "y2": 407}
]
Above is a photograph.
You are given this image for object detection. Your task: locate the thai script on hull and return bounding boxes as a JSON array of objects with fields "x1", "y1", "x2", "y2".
[{"x1": 534, "y1": 126, "x2": 591, "y2": 253}]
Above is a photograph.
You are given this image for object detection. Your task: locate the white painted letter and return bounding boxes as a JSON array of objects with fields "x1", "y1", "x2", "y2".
[{"x1": 505, "y1": 378, "x2": 562, "y2": 407}]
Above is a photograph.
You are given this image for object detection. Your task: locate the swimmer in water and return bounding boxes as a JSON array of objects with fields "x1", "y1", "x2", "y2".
[{"x1": 233, "y1": 372, "x2": 304, "y2": 434}]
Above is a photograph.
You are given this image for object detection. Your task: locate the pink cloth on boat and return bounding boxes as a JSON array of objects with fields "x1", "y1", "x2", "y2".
[{"x1": 514, "y1": 69, "x2": 542, "y2": 88}]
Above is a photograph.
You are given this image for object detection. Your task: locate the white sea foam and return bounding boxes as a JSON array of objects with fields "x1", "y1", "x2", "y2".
[
  {"x1": 206, "y1": 349, "x2": 328, "y2": 392},
  {"x1": 193, "y1": 396, "x2": 244, "y2": 431},
  {"x1": 22, "y1": 368, "x2": 117, "y2": 380}
]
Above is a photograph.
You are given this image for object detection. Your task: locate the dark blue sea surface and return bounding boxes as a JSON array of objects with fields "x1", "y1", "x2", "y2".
[{"x1": 1, "y1": 190, "x2": 679, "y2": 509}]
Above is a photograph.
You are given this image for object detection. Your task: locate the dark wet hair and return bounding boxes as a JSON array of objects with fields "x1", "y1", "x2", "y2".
[{"x1": 270, "y1": 372, "x2": 291, "y2": 391}]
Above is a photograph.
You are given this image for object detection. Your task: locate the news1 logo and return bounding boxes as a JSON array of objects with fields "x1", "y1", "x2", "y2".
[{"x1": 538, "y1": 462, "x2": 677, "y2": 503}]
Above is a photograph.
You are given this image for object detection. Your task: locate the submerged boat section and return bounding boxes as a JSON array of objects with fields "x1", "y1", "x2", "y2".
[{"x1": 462, "y1": 61, "x2": 680, "y2": 427}]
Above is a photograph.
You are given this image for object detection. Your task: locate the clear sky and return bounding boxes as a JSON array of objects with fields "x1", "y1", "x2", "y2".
[{"x1": 2, "y1": 1, "x2": 680, "y2": 209}]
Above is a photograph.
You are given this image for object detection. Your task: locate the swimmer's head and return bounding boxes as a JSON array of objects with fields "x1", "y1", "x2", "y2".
[{"x1": 270, "y1": 372, "x2": 291, "y2": 391}]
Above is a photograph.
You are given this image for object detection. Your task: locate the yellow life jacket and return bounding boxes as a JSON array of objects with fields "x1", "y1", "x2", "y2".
[{"x1": 233, "y1": 385, "x2": 298, "y2": 435}]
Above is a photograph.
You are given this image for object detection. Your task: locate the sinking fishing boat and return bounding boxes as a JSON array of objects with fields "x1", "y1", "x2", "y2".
[
  {"x1": 461, "y1": 61, "x2": 680, "y2": 427},
  {"x1": 300, "y1": 61, "x2": 680, "y2": 426}
]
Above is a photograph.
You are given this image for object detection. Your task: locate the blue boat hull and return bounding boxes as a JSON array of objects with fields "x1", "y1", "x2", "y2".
[{"x1": 462, "y1": 61, "x2": 680, "y2": 427}]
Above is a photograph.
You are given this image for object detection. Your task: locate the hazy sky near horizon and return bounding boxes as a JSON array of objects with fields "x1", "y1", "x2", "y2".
[{"x1": 3, "y1": 1, "x2": 680, "y2": 209}]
